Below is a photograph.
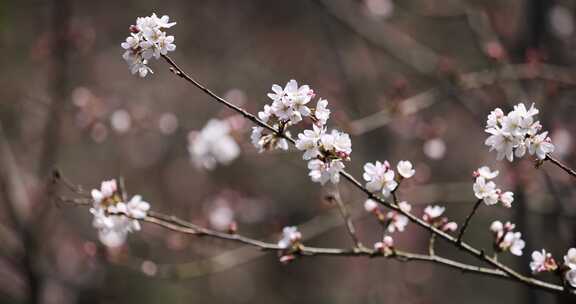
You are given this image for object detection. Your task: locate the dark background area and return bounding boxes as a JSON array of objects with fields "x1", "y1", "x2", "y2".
[{"x1": 1, "y1": 0, "x2": 576, "y2": 303}]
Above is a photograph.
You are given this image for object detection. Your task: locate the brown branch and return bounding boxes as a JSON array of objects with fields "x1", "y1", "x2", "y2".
[
  {"x1": 157, "y1": 55, "x2": 572, "y2": 296},
  {"x1": 545, "y1": 154, "x2": 576, "y2": 179},
  {"x1": 457, "y1": 199, "x2": 483, "y2": 243},
  {"x1": 325, "y1": 190, "x2": 364, "y2": 249}
]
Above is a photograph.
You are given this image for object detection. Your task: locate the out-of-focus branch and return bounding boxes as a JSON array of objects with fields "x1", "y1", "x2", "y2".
[{"x1": 349, "y1": 89, "x2": 437, "y2": 135}]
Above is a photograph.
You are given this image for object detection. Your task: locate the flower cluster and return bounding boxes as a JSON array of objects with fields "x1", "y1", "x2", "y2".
[
  {"x1": 364, "y1": 200, "x2": 411, "y2": 234},
  {"x1": 121, "y1": 13, "x2": 177, "y2": 77},
  {"x1": 373, "y1": 236, "x2": 394, "y2": 254},
  {"x1": 252, "y1": 80, "x2": 330, "y2": 153},
  {"x1": 528, "y1": 248, "x2": 576, "y2": 287},
  {"x1": 90, "y1": 179, "x2": 150, "y2": 247},
  {"x1": 485, "y1": 103, "x2": 554, "y2": 162},
  {"x1": 530, "y1": 249, "x2": 557, "y2": 274},
  {"x1": 472, "y1": 166, "x2": 514, "y2": 207},
  {"x1": 422, "y1": 205, "x2": 458, "y2": 232},
  {"x1": 277, "y1": 226, "x2": 303, "y2": 264},
  {"x1": 277, "y1": 226, "x2": 302, "y2": 249},
  {"x1": 363, "y1": 160, "x2": 415, "y2": 198},
  {"x1": 490, "y1": 221, "x2": 525, "y2": 256},
  {"x1": 188, "y1": 119, "x2": 240, "y2": 170},
  {"x1": 296, "y1": 125, "x2": 352, "y2": 185}
]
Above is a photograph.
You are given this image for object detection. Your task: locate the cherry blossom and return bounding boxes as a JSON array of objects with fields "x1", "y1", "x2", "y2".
[
  {"x1": 484, "y1": 103, "x2": 554, "y2": 161},
  {"x1": 363, "y1": 161, "x2": 397, "y2": 197},
  {"x1": 529, "y1": 249, "x2": 557, "y2": 273},
  {"x1": 490, "y1": 220, "x2": 525, "y2": 256},
  {"x1": 472, "y1": 166, "x2": 514, "y2": 207},
  {"x1": 122, "y1": 13, "x2": 177, "y2": 77},
  {"x1": 278, "y1": 226, "x2": 302, "y2": 249},
  {"x1": 89, "y1": 179, "x2": 150, "y2": 247},
  {"x1": 396, "y1": 160, "x2": 415, "y2": 179},
  {"x1": 188, "y1": 119, "x2": 240, "y2": 170}
]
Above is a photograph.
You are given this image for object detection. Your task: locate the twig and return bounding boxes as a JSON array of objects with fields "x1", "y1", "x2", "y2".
[
  {"x1": 159, "y1": 55, "x2": 573, "y2": 296},
  {"x1": 545, "y1": 154, "x2": 576, "y2": 179},
  {"x1": 457, "y1": 199, "x2": 483, "y2": 243},
  {"x1": 429, "y1": 234, "x2": 436, "y2": 256},
  {"x1": 326, "y1": 190, "x2": 364, "y2": 249}
]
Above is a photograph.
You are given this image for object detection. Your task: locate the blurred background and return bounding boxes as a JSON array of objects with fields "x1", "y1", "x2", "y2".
[{"x1": 1, "y1": 0, "x2": 576, "y2": 303}]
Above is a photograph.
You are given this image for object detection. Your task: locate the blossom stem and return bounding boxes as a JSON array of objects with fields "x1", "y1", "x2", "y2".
[
  {"x1": 429, "y1": 234, "x2": 436, "y2": 256},
  {"x1": 545, "y1": 154, "x2": 576, "y2": 179},
  {"x1": 457, "y1": 199, "x2": 483, "y2": 243},
  {"x1": 326, "y1": 191, "x2": 364, "y2": 249},
  {"x1": 159, "y1": 56, "x2": 574, "y2": 296}
]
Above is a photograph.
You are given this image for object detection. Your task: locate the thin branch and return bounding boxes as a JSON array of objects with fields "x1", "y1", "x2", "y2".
[
  {"x1": 325, "y1": 190, "x2": 364, "y2": 249},
  {"x1": 545, "y1": 154, "x2": 576, "y2": 179},
  {"x1": 457, "y1": 199, "x2": 483, "y2": 243},
  {"x1": 428, "y1": 234, "x2": 437, "y2": 256},
  {"x1": 158, "y1": 55, "x2": 572, "y2": 296}
]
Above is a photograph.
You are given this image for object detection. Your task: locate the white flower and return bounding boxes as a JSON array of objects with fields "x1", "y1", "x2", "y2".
[
  {"x1": 122, "y1": 13, "x2": 177, "y2": 77},
  {"x1": 278, "y1": 226, "x2": 301, "y2": 249},
  {"x1": 475, "y1": 166, "x2": 499, "y2": 179},
  {"x1": 188, "y1": 119, "x2": 240, "y2": 170},
  {"x1": 490, "y1": 220, "x2": 504, "y2": 233},
  {"x1": 363, "y1": 161, "x2": 397, "y2": 197},
  {"x1": 126, "y1": 195, "x2": 150, "y2": 219},
  {"x1": 396, "y1": 160, "x2": 415, "y2": 179},
  {"x1": 564, "y1": 248, "x2": 576, "y2": 269},
  {"x1": 374, "y1": 236, "x2": 394, "y2": 252},
  {"x1": 295, "y1": 125, "x2": 323, "y2": 160},
  {"x1": 442, "y1": 221, "x2": 458, "y2": 232},
  {"x1": 90, "y1": 206, "x2": 140, "y2": 248},
  {"x1": 484, "y1": 103, "x2": 554, "y2": 162},
  {"x1": 384, "y1": 202, "x2": 411, "y2": 233},
  {"x1": 499, "y1": 191, "x2": 514, "y2": 208},
  {"x1": 314, "y1": 98, "x2": 330, "y2": 126},
  {"x1": 566, "y1": 269, "x2": 576, "y2": 288},
  {"x1": 423, "y1": 205, "x2": 445, "y2": 221},
  {"x1": 473, "y1": 177, "x2": 498, "y2": 205},
  {"x1": 527, "y1": 131, "x2": 554, "y2": 160},
  {"x1": 155, "y1": 32, "x2": 176, "y2": 57},
  {"x1": 472, "y1": 167, "x2": 514, "y2": 207},
  {"x1": 530, "y1": 249, "x2": 557, "y2": 273},
  {"x1": 364, "y1": 199, "x2": 379, "y2": 213},
  {"x1": 320, "y1": 130, "x2": 352, "y2": 156},
  {"x1": 121, "y1": 34, "x2": 140, "y2": 50},
  {"x1": 386, "y1": 211, "x2": 409, "y2": 233},
  {"x1": 208, "y1": 204, "x2": 235, "y2": 231},
  {"x1": 485, "y1": 128, "x2": 516, "y2": 162},
  {"x1": 91, "y1": 179, "x2": 118, "y2": 206},
  {"x1": 500, "y1": 231, "x2": 525, "y2": 256},
  {"x1": 486, "y1": 108, "x2": 504, "y2": 129},
  {"x1": 308, "y1": 159, "x2": 344, "y2": 185},
  {"x1": 267, "y1": 80, "x2": 314, "y2": 124}
]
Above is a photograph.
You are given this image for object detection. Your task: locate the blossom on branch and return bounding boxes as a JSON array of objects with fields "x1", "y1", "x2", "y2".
[
  {"x1": 422, "y1": 205, "x2": 458, "y2": 232},
  {"x1": 122, "y1": 13, "x2": 177, "y2": 77},
  {"x1": 490, "y1": 221, "x2": 525, "y2": 256},
  {"x1": 396, "y1": 160, "x2": 415, "y2": 179},
  {"x1": 472, "y1": 166, "x2": 514, "y2": 207},
  {"x1": 89, "y1": 179, "x2": 150, "y2": 247},
  {"x1": 529, "y1": 249, "x2": 557, "y2": 273},
  {"x1": 363, "y1": 161, "x2": 397, "y2": 197},
  {"x1": 484, "y1": 103, "x2": 554, "y2": 162},
  {"x1": 278, "y1": 226, "x2": 302, "y2": 249}
]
